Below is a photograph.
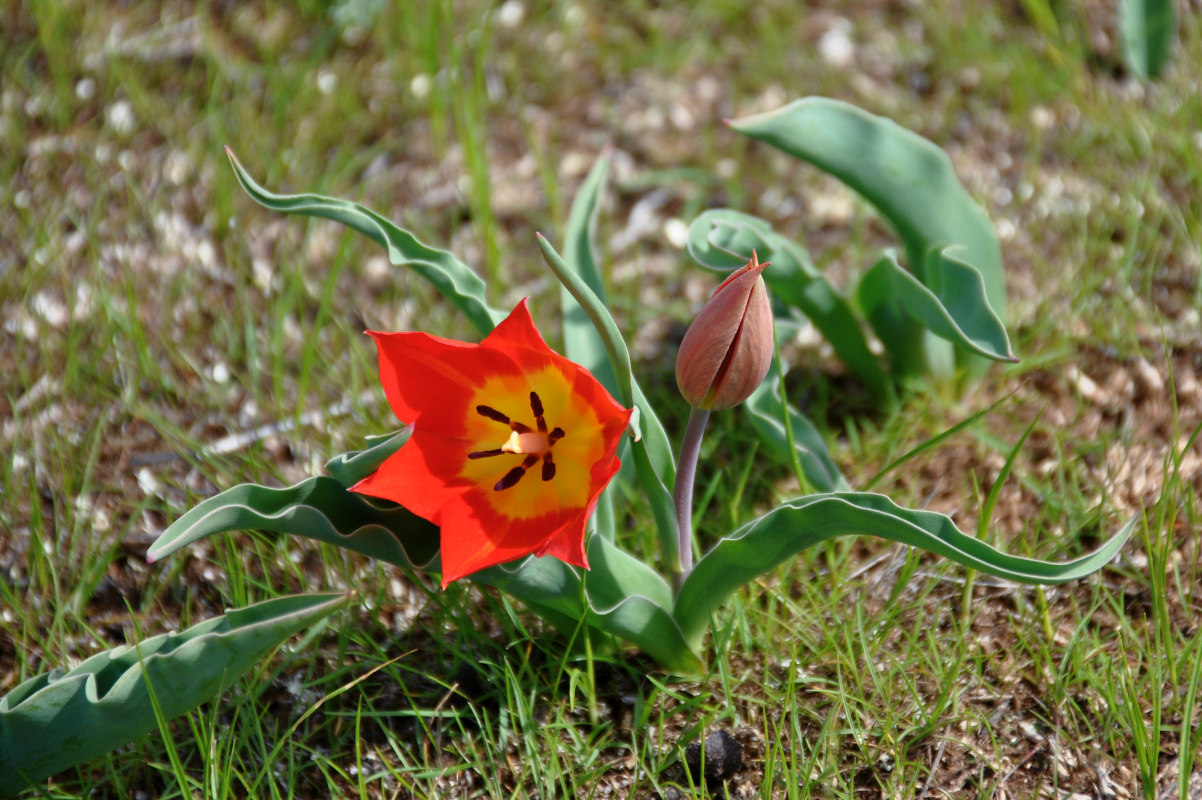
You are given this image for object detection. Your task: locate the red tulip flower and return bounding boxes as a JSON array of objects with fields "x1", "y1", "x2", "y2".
[{"x1": 352, "y1": 300, "x2": 632, "y2": 587}]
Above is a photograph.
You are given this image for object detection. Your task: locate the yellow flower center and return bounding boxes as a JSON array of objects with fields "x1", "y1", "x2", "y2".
[
  {"x1": 459, "y1": 366, "x2": 602, "y2": 521},
  {"x1": 467, "y1": 391, "x2": 566, "y2": 492}
]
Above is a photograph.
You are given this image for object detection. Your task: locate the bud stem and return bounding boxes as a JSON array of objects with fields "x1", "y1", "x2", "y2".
[{"x1": 673, "y1": 406, "x2": 711, "y2": 583}]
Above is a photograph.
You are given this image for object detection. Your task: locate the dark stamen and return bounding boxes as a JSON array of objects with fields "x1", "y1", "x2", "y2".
[
  {"x1": 468, "y1": 449, "x2": 505, "y2": 459},
  {"x1": 495, "y1": 466, "x2": 526, "y2": 491},
  {"x1": 548, "y1": 427, "x2": 565, "y2": 444},
  {"x1": 510, "y1": 421, "x2": 533, "y2": 434},
  {"x1": 476, "y1": 405, "x2": 510, "y2": 424},
  {"x1": 541, "y1": 458, "x2": 556, "y2": 481},
  {"x1": 521, "y1": 454, "x2": 539, "y2": 469},
  {"x1": 530, "y1": 391, "x2": 548, "y2": 433}
]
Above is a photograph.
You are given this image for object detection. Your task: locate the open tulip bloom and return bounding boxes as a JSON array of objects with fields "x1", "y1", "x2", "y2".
[
  {"x1": 353, "y1": 299, "x2": 631, "y2": 587},
  {"x1": 144, "y1": 146, "x2": 1136, "y2": 675}
]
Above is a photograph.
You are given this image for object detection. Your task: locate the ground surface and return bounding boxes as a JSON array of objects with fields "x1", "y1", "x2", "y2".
[{"x1": 2, "y1": 1, "x2": 1202, "y2": 798}]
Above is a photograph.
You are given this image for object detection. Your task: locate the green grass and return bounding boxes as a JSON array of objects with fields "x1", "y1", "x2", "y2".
[{"x1": 3, "y1": 1, "x2": 1201, "y2": 797}]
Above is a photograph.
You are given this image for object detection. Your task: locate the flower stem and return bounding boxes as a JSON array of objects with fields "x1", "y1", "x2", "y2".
[{"x1": 673, "y1": 406, "x2": 710, "y2": 584}]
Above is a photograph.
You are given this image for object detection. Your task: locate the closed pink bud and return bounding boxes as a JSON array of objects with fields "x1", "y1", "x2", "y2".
[{"x1": 675, "y1": 250, "x2": 774, "y2": 410}]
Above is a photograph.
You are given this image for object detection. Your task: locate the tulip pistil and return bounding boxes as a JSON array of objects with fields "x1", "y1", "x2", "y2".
[{"x1": 471, "y1": 392, "x2": 566, "y2": 491}]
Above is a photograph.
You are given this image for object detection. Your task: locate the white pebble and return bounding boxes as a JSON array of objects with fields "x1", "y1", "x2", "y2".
[
  {"x1": 818, "y1": 19, "x2": 855, "y2": 69},
  {"x1": 409, "y1": 73, "x2": 431, "y2": 101},
  {"x1": 663, "y1": 218, "x2": 689, "y2": 249},
  {"x1": 497, "y1": 0, "x2": 525, "y2": 27},
  {"x1": 106, "y1": 100, "x2": 136, "y2": 136},
  {"x1": 75, "y1": 78, "x2": 97, "y2": 101},
  {"x1": 137, "y1": 467, "x2": 160, "y2": 496}
]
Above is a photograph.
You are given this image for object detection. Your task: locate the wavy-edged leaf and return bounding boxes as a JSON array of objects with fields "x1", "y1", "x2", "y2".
[
  {"x1": 1121, "y1": 0, "x2": 1177, "y2": 80},
  {"x1": 0, "y1": 594, "x2": 347, "y2": 796},
  {"x1": 147, "y1": 476, "x2": 439, "y2": 570},
  {"x1": 324, "y1": 428, "x2": 410, "y2": 488},
  {"x1": 226, "y1": 148, "x2": 504, "y2": 337},
  {"x1": 728, "y1": 99, "x2": 1004, "y2": 315},
  {"x1": 687, "y1": 208, "x2": 888, "y2": 397},
  {"x1": 673, "y1": 492, "x2": 1133, "y2": 644},
  {"x1": 744, "y1": 365, "x2": 849, "y2": 493},
  {"x1": 858, "y1": 248, "x2": 1016, "y2": 365},
  {"x1": 728, "y1": 98, "x2": 1006, "y2": 379}
]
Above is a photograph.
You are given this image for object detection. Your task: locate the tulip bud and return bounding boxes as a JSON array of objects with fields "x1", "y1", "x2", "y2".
[{"x1": 675, "y1": 250, "x2": 774, "y2": 410}]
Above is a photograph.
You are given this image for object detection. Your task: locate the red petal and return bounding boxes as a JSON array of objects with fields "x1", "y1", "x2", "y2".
[
  {"x1": 480, "y1": 298, "x2": 550, "y2": 353},
  {"x1": 351, "y1": 429, "x2": 469, "y2": 521},
  {"x1": 436, "y1": 496, "x2": 584, "y2": 587},
  {"x1": 368, "y1": 329, "x2": 524, "y2": 437}
]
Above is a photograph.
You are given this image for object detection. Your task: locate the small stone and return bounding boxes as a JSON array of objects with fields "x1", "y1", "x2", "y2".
[{"x1": 683, "y1": 729, "x2": 743, "y2": 785}]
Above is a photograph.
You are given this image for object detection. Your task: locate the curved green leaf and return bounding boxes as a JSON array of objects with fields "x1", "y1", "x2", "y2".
[
  {"x1": 583, "y1": 537, "x2": 700, "y2": 672},
  {"x1": 324, "y1": 428, "x2": 410, "y2": 488},
  {"x1": 728, "y1": 98, "x2": 1006, "y2": 379},
  {"x1": 858, "y1": 248, "x2": 1016, "y2": 365},
  {"x1": 474, "y1": 536, "x2": 701, "y2": 673},
  {"x1": 562, "y1": 150, "x2": 617, "y2": 392},
  {"x1": 147, "y1": 476, "x2": 439, "y2": 570},
  {"x1": 561, "y1": 153, "x2": 619, "y2": 542},
  {"x1": 0, "y1": 594, "x2": 347, "y2": 796},
  {"x1": 687, "y1": 208, "x2": 888, "y2": 397},
  {"x1": 226, "y1": 148, "x2": 504, "y2": 337},
  {"x1": 536, "y1": 233, "x2": 679, "y2": 565},
  {"x1": 673, "y1": 492, "x2": 1134, "y2": 644}
]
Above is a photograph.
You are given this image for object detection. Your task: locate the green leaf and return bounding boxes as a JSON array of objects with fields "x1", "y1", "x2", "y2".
[
  {"x1": 474, "y1": 537, "x2": 701, "y2": 673},
  {"x1": 561, "y1": 150, "x2": 617, "y2": 393},
  {"x1": 857, "y1": 248, "x2": 1016, "y2": 366},
  {"x1": 536, "y1": 233, "x2": 679, "y2": 565},
  {"x1": 0, "y1": 594, "x2": 347, "y2": 796},
  {"x1": 324, "y1": 429, "x2": 410, "y2": 488},
  {"x1": 583, "y1": 537, "x2": 698, "y2": 672},
  {"x1": 226, "y1": 148, "x2": 504, "y2": 337},
  {"x1": 673, "y1": 492, "x2": 1134, "y2": 644},
  {"x1": 146, "y1": 476, "x2": 440, "y2": 570},
  {"x1": 744, "y1": 364, "x2": 849, "y2": 493},
  {"x1": 561, "y1": 152, "x2": 620, "y2": 542},
  {"x1": 687, "y1": 208, "x2": 888, "y2": 398},
  {"x1": 728, "y1": 98, "x2": 1006, "y2": 379},
  {"x1": 1121, "y1": 0, "x2": 1177, "y2": 80}
]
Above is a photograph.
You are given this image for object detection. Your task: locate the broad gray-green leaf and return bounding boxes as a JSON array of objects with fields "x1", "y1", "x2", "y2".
[
  {"x1": 673, "y1": 492, "x2": 1133, "y2": 644},
  {"x1": 475, "y1": 536, "x2": 701, "y2": 672},
  {"x1": 744, "y1": 365, "x2": 849, "y2": 493},
  {"x1": 0, "y1": 594, "x2": 347, "y2": 796},
  {"x1": 858, "y1": 248, "x2": 1016, "y2": 365},
  {"x1": 687, "y1": 208, "x2": 888, "y2": 398},
  {"x1": 583, "y1": 536, "x2": 700, "y2": 672},
  {"x1": 728, "y1": 98, "x2": 1006, "y2": 379},
  {"x1": 1121, "y1": 0, "x2": 1177, "y2": 80},
  {"x1": 325, "y1": 429, "x2": 410, "y2": 488},
  {"x1": 146, "y1": 476, "x2": 439, "y2": 570},
  {"x1": 226, "y1": 148, "x2": 504, "y2": 337}
]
